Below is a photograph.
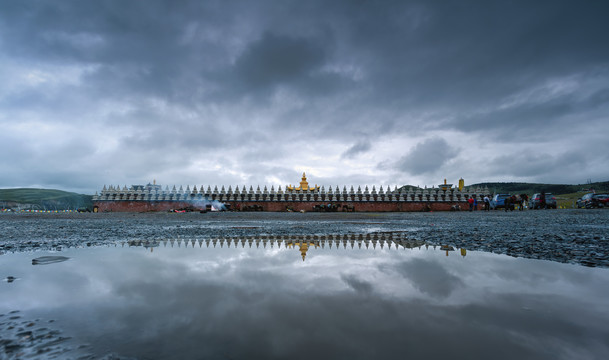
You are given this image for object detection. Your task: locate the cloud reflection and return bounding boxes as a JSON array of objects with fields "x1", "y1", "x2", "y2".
[
  {"x1": 385, "y1": 258, "x2": 464, "y2": 299},
  {"x1": 1, "y1": 238, "x2": 608, "y2": 360}
]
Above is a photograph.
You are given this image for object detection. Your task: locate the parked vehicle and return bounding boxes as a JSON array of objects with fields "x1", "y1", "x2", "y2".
[
  {"x1": 577, "y1": 193, "x2": 597, "y2": 208},
  {"x1": 529, "y1": 193, "x2": 557, "y2": 209},
  {"x1": 577, "y1": 196, "x2": 586, "y2": 208},
  {"x1": 490, "y1": 194, "x2": 511, "y2": 210},
  {"x1": 594, "y1": 194, "x2": 609, "y2": 207},
  {"x1": 578, "y1": 193, "x2": 609, "y2": 208}
]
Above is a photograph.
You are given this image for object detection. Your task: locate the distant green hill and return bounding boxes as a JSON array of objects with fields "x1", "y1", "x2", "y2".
[
  {"x1": 397, "y1": 185, "x2": 424, "y2": 191},
  {"x1": 398, "y1": 181, "x2": 609, "y2": 196},
  {"x1": 470, "y1": 181, "x2": 609, "y2": 195},
  {"x1": 0, "y1": 188, "x2": 92, "y2": 210}
]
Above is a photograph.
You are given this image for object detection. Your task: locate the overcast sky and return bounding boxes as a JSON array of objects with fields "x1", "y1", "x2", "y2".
[{"x1": 1, "y1": 0, "x2": 608, "y2": 194}]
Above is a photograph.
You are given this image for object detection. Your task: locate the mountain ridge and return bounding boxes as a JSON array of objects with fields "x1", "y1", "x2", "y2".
[{"x1": 0, "y1": 188, "x2": 92, "y2": 210}]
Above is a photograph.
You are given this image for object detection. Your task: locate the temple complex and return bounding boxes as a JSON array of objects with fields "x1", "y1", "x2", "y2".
[{"x1": 92, "y1": 174, "x2": 490, "y2": 212}]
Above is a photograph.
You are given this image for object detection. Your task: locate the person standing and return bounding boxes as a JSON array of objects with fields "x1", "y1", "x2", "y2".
[
  {"x1": 483, "y1": 195, "x2": 490, "y2": 211},
  {"x1": 540, "y1": 191, "x2": 546, "y2": 209},
  {"x1": 468, "y1": 196, "x2": 474, "y2": 211}
]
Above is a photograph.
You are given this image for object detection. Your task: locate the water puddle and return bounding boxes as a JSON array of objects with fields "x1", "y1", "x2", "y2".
[{"x1": 1, "y1": 232, "x2": 608, "y2": 359}]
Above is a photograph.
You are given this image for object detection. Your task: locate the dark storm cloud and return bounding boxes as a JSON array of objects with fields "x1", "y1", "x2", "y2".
[
  {"x1": 341, "y1": 140, "x2": 372, "y2": 159},
  {"x1": 490, "y1": 151, "x2": 586, "y2": 177},
  {"x1": 232, "y1": 33, "x2": 326, "y2": 93},
  {"x1": 344, "y1": 1, "x2": 609, "y2": 106},
  {"x1": 117, "y1": 123, "x2": 227, "y2": 152},
  {"x1": 1, "y1": 0, "x2": 608, "y2": 190},
  {"x1": 485, "y1": 149, "x2": 609, "y2": 183},
  {"x1": 206, "y1": 30, "x2": 356, "y2": 114},
  {"x1": 451, "y1": 76, "x2": 609, "y2": 138},
  {"x1": 0, "y1": 0, "x2": 246, "y2": 102},
  {"x1": 3, "y1": 1, "x2": 609, "y2": 109},
  {"x1": 393, "y1": 137, "x2": 458, "y2": 175}
]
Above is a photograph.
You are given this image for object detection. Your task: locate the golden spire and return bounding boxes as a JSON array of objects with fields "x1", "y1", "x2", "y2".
[
  {"x1": 287, "y1": 172, "x2": 319, "y2": 192},
  {"x1": 299, "y1": 173, "x2": 309, "y2": 190}
]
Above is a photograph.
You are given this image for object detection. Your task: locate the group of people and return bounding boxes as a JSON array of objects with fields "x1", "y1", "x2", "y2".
[
  {"x1": 467, "y1": 194, "x2": 531, "y2": 211},
  {"x1": 467, "y1": 196, "x2": 479, "y2": 211},
  {"x1": 467, "y1": 196, "x2": 497, "y2": 211}
]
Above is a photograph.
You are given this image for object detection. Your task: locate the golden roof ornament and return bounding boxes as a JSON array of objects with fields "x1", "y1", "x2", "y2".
[
  {"x1": 439, "y1": 178, "x2": 453, "y2": 191},
  {"x1": 286, "y1": 172, "x2": 319, "y2": 192}
]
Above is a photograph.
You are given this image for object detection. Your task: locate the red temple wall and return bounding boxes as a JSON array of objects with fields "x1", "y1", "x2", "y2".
[{"x1": 93, "y1": 200, "x2": 469, "y2": 212}]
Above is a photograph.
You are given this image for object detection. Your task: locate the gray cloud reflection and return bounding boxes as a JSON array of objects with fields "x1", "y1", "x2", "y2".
[
  {"x1": 1, "y1": 239, "x2": 608, "y2": 360},
  {"x1": 384, "y1": 257, "x2": 464, "y2": 299}
]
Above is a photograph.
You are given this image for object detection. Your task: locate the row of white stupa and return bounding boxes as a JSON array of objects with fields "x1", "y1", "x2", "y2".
[{"x1": 94, "y1": 184, "x2": 490, "y2": 202}]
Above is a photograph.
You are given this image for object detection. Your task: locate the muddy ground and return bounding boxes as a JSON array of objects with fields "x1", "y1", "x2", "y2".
[{"x1": 1, "y1": 209, "x2": 608, "y2": 268}]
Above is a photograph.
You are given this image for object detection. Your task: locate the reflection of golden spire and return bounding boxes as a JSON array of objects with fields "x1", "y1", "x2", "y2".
[
  {"x1": 287, "y1": 240, "x2": 317, "y2": 261},
  {"x1": 461, "y1": 248, "x2": 466, "y2": 257},
  {"x1": 440, "y1": 244, "x2": 454, "y2": 257},
  {"x1": 300, "y1": 242, "x2": 308, "y2": 261}
]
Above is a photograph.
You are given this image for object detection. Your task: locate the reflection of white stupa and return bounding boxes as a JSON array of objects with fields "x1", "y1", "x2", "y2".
[{"x1": 438, "y1": 179, "x2": 453, "y2": 191}]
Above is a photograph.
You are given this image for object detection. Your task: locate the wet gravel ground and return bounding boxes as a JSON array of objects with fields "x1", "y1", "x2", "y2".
[
  {"x1": 0, "y1": 310, "x2": 132, "y2": 359},
  {"x1": 0, "y1": 311, "x2": 81, "y2": 360},
  {"x1": 1, "y1": 209, "x2": 608, "y2": 268}
]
